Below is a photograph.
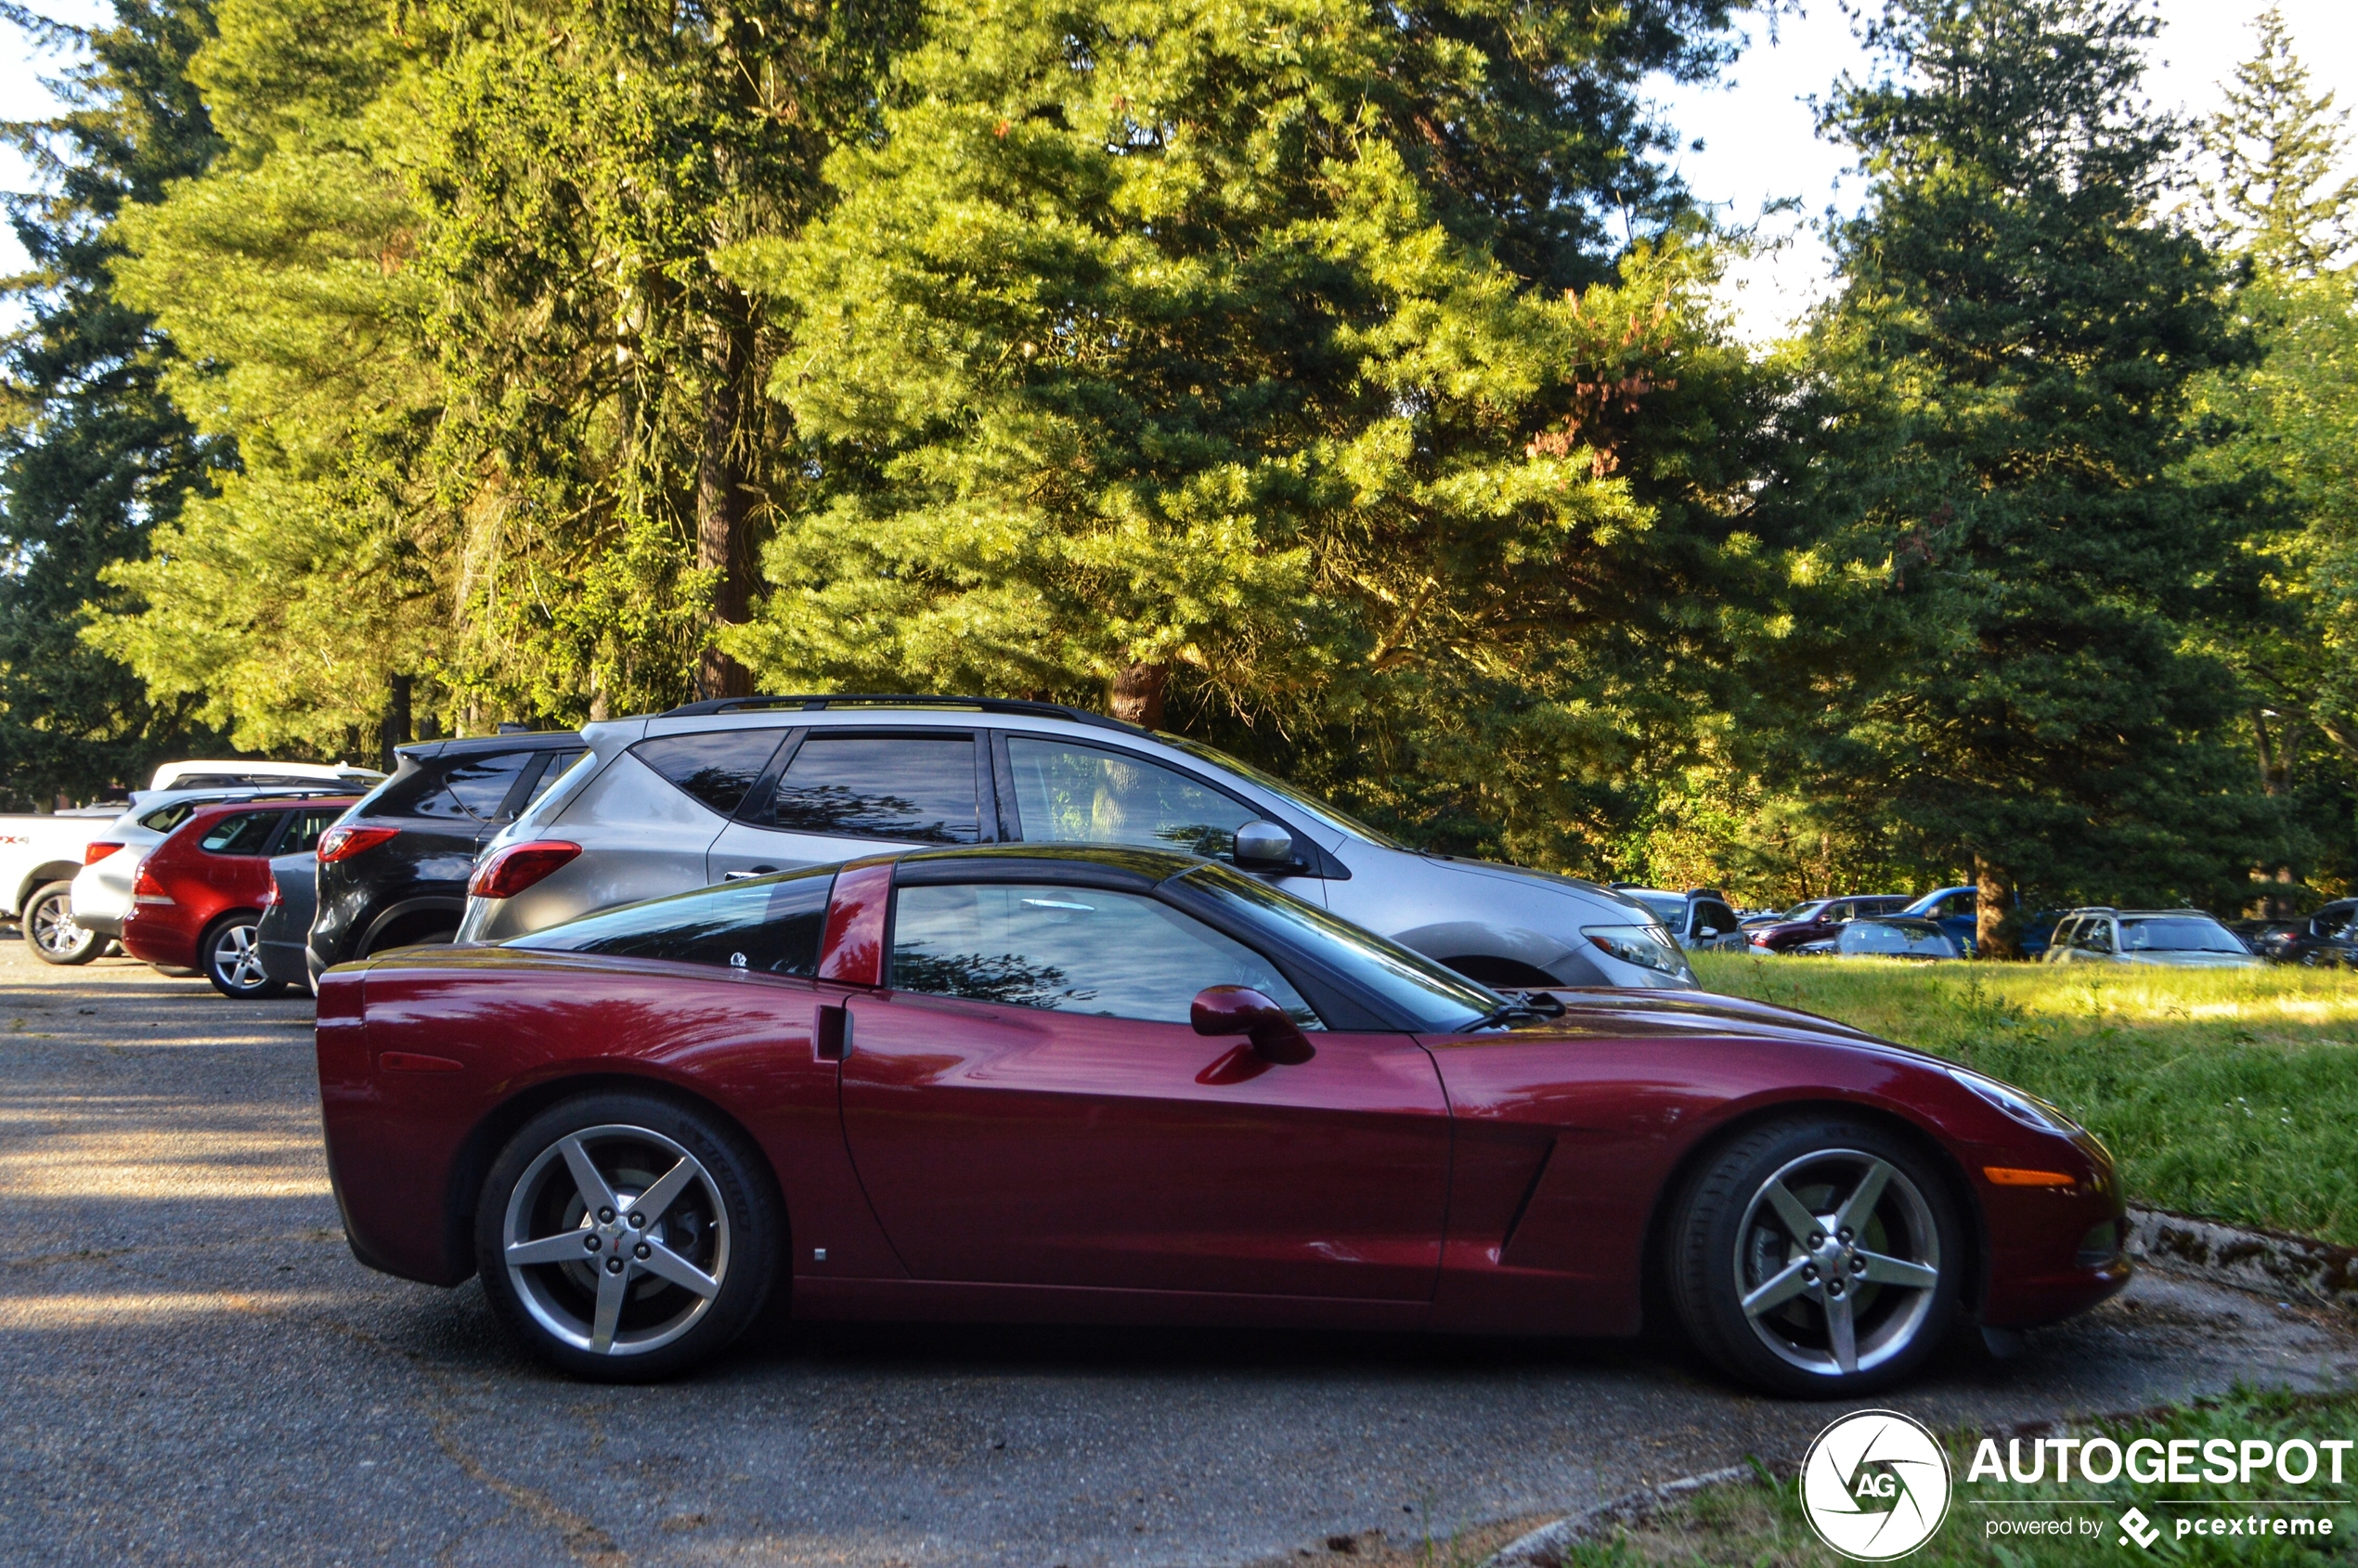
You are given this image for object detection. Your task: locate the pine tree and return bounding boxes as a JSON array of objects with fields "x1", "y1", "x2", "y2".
[
  {"x1": 720, "y1": 0, "x2": 1775, "y2": 864},
  {"x1": 1789, "y1": 0, "x2": 2269, "y2": 952},
  {"x1": 2196, "y1": 5, "x2": 2357, "y2": 277},
  {"x1": 0, "y1": 0, "x2": 228, "y2": 804}
]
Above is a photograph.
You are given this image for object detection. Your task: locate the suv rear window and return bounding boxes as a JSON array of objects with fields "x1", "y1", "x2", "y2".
[
  {"x1": 199, "y1": 811, "x2": 283, "y2": 856},
  {"x1": 767, "y1": 734, "x2": 979, "y2": 843},
  {"x1": 633, "y1": 732, "x2": 787, "y2": 817},
  {"x1": 376, "y1": 749, "x2": 540, "y2": 822}
]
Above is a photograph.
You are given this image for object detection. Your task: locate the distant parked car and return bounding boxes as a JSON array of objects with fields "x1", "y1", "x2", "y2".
[
  {"x1": 0, "y1": 801, "x2": 136, "y2": 965},
  {"x1": 1794, "y1": 917, "x2": 1963, "y2": 961},
  {"x1": 457, "y1": 695, "x2": 1696, "y2": 991},
  {"x1": 121, "y1": 797, "x2": 357, "y2": 996},
  {"x1": 1899, "y1": 887, "x2": 2057, "y2": 958},
  {"x1": 73, "y1": 787, "x2": 355, "y2": 953},
  {"x1": 1745, "y1": 895, "x2": 1913, "y2": 954},
  {"x1": 146, "y1": 759, "x2": 383, "y2": 793},
  {"x1": 2043, "y1": 909, "x2": 2260, "y2": 969},
  {"x1": 307, "y1": 732, "x2": 586, "y2": 983},
  {"x1": 2245, "y1": 903, "x2": 2358, "y2": 968},
  {"x1": 1613, "y1": 888, "x2": 1749, "y2": 952},
  {"x1": 256, "y1": 850, "x2": 318, "y2": 994}
]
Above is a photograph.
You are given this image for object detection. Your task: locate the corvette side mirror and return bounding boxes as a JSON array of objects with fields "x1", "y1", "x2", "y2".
[
  {"x1": 1231, "y1": 820, "x2": 1300, "y2": 871},
  {"x1": 1191, "y1": 984, "x2": 1315, "y2": 1065}
]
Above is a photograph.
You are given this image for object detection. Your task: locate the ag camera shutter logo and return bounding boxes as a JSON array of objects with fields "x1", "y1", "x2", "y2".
[{"x1": 1801, "y1": 1410, "x2": 1953, "y2": 1560}]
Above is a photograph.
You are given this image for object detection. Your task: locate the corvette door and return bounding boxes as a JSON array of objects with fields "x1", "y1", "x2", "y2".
[{"x1": 837, "y1": 877, "x2": 1450, "y2": 1300}]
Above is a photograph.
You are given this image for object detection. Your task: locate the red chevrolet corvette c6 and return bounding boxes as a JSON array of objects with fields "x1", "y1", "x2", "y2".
[{"x1": 316, "y1": 844, "x2": 2129, "y2": 1393}]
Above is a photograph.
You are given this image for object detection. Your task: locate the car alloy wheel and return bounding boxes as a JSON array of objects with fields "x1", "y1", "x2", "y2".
[
  {"x1": 476, "y1": 1094, "x2": 779, "y2": 1380},
  {"x1": 24, "y1": 881, "x2": 99, "y2": 965},
  {"x1": 1730, "y1": 1149, "x2": 1941, "y2": 1378},
  {"x1": 1667, "y1": 1116, "x2": 1960, "y2": 1396},
  {"x1": 201, "y1": 916, "x2": 284, "y2": 998},
  {"x1": 501, "y1": 1124, "x2": 731, "y2": 1357}
]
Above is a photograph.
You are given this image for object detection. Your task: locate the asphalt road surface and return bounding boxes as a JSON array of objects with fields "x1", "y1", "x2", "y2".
[{"x1": 4, "y1": 942, "x2": 2354, "y2": 1567}]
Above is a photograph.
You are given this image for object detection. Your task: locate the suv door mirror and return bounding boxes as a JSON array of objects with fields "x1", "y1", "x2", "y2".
[
  {"x1": 1231, "y1": 820, "x2": 1299, "y2": 870},
  {"x1": 1191, "y1": 984, "x2": 1315, "y2": 1064}
]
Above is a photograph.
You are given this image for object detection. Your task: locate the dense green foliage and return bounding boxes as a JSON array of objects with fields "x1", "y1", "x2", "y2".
[
  {"x1": 0, "y1": 0, "x2": 227, "y2": 804},
  {"x1": 2, "y1": 0, "x2": 2355, "y2": 915}
]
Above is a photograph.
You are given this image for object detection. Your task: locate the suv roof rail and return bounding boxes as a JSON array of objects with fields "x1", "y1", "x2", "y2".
[{"x1": 656, "y1": 693, "x2": 1146, "y2": 734}]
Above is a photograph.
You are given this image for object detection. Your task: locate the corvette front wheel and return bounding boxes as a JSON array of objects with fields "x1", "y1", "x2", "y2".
[{"x1": 1667, "y1": 1116, "x2": 1962, "y2": 1397}]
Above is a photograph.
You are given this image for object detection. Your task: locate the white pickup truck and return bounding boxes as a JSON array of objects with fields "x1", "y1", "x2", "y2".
[{"x1": 0, "y1": 806, "x2": 132, "y2": 956}]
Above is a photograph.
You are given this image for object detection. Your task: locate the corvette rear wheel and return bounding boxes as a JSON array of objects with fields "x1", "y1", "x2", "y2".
[
  {"x1": 476, "y1": 1094, "x2": 779, "y2": 1381},
  {"x1": 1667, "y1": 1116, "x2": 1961, "y2": 1397}
]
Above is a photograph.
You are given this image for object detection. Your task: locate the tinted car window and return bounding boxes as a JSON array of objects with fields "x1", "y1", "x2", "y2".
[
  {"x1": 1176, "y1": 863, "x2": 1497, "y2": 1031},
  {"x1": 633, "y1": 732, "x2": 787, "y2": 817},
  {"x1": 2120, "y1": 917, "x2": 2246, "y2": 953},
  {"x1": 276, "y1": 805, "x2": 346, "y2": 855},
  {"x1": 1693, "y1": 900, "x2": 1740, "y2": 937},
  {"x1": 1006, "y1": 738, "x2": 1256, "y2": 858},
  {"x1": 524, "y1": 749, "x2": 589, "y2": 809},
  {"x1": 509, "y1": 871, "x2": 831, "y2": 975},
  {"x1": 140, "y1": 802, "x2": 201, "y2": 834},
  {"x1": 199, "y1": 810, "x2": 282, "y2": 856},
  {"x1": 442, "y1": 752, "x2": 538, "y2": 819},
  {"x1": 2073, "y1": 920, "x2": 2115, "y2": 953},
  {"x1": 770, "y1": 735, "x2": 978, "y2": 843},
  {"x1": 890, "y1": 881, "x2": 1316, "y2": 1025}
]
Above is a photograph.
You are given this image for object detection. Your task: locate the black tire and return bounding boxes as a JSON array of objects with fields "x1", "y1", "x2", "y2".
[
  {"x1": 23, "y1": 881, "x2": 100, "y2": 965},
  {"x1": 1666, "y1": 1114, "x2": 1963, "y2": 1398},
  {"x1": 200, "y1": 912, "x2": 287, "y2": 998},
  {"x1": 475, "y1": 1092, "x2": 781, "y2": 1382}
]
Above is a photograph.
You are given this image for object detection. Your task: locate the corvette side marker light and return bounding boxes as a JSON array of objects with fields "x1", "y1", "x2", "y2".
[{"x1": 1983, "y1": 1166, "x2": 2075, "y2": 1187}]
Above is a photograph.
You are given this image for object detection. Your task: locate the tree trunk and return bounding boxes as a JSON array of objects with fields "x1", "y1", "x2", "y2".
[
  {"x1": 380, "y1": 673, "x2": 412, "y2": 771},
  {"x1": 1974, "y1": 854, "x2": 2016, "y2": 961},
  {"x1": 694, "y1": 310, "x2": 758, "y2": 703},
  {"x1": 1109, "y1": 662, "x2": 1168, "y2": 729}
]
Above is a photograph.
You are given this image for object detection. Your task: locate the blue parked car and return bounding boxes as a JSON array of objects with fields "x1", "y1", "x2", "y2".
[{"x1": 1901, "y1": 887, "x2": 2057, "y2": 957}]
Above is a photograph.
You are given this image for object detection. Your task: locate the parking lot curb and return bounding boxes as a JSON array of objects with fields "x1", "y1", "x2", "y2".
[
  {"x1": 2127, "y1": 1206, "x2": 2358, "y2": 1315},
  {"x1": 1480, "y1": 1464, "x2": 1754, "y2": 1566}
]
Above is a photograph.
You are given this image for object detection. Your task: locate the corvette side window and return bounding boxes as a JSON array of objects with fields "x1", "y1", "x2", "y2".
[
  {"x1": 508, "y1": 872, "x2": 832, "y2": 976},
  {"x1": 889, "y1": 881, "x2": 1319, "y2": 1027},
  {"x1": 1004, "y1": 738, "x2": 1257, "y2": 859}
]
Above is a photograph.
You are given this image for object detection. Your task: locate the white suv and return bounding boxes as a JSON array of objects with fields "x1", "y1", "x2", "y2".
[{"x1": 456, "y1": 696, "x2": 1695, "y2": 990}]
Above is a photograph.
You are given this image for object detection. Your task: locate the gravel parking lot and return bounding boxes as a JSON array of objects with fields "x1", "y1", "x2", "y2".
[{"x1": 5, "y1": 942, "x2": 2355, "y2": 1567}]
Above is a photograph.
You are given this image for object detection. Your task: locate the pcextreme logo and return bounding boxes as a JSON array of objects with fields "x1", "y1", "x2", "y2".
[{"x1": 1801, "y1": 1410, "x2": 1954, "y2": 1561}]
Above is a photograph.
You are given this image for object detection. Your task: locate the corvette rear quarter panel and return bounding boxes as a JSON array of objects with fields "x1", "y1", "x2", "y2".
[
  {"x1": 1419, "y1": 1016, "x2": 2120, "y2": 1336},
  {"x1": 317, "y1": 953, "x2": 897, "y2": 1287}
]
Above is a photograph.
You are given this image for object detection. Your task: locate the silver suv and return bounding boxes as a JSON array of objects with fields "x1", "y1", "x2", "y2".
[{"x1": 456, "y1": 695, "x2": 1696, "y2": 990}]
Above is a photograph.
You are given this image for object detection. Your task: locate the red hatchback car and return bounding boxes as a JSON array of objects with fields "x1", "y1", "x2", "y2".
[
  {"x1": 123, "y1": 797, "x2": 357, "y2": 997},
  {"x1": 318, "y1": 844, "x2": 2130, "y2": 1393}
]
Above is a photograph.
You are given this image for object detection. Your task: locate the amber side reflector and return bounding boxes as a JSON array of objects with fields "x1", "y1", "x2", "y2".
[{"x1": 1984, "y1": 1166, "x2": 2076, "y2": 1187}]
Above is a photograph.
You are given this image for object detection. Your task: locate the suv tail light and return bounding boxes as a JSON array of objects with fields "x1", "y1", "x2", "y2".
[
  {"x1": 133, "y1": 862, "x2": 174, "y2": 905},
  {"x1": 317, "y1": 824, "x2": 399, "y2": 863},
  {"x1": 84, "y1": 841, "x2": 123, "y2": 865},
  {"x1": 470, "y1": 841, "x2": 581, "y2": 901}
]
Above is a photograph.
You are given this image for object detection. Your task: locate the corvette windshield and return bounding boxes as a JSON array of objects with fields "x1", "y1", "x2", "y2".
[
  {"x1": 1156, "y1": 737, "x2": 1402, "y2": 849},
  {"x1": 1175, "y1": 864, "x2": 1497, "y2": 1030}
]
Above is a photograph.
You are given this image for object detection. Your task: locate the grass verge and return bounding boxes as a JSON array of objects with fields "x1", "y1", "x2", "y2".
[
  {"x1": 1691, "y1": 954, "x2": 2358, "y2": 1248},
  {"x1": 1563, "y1": 1387, "x2": 2358, "y2": 1566}
]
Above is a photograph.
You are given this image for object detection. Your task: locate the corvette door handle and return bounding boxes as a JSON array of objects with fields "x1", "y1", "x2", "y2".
[
  {"x1": 816, "y1": 1004, "x2": 853, "y2": 1062},
  {"x1": 724, "y1": 866, "x2": 779, "y2": 881}
]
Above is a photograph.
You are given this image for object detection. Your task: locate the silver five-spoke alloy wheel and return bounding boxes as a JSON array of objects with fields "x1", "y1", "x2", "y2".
[
  {"x1": 32, "y1": 897, "x2": 87, "y2": 958},
  {"x1": 502, "y1": 1123, "x2": 732, "y2": 1357},
  {"x1": 211, "y1": 922, "x2": 268, "y2": 991},
  {"x1": 1733, "y1": 1147, "x2": 1941, "y2": 1379}
]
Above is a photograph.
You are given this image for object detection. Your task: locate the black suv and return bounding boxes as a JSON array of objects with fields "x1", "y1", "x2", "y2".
[{"x1": 307, "y1": 732, "x2": 584, "y2": 980}]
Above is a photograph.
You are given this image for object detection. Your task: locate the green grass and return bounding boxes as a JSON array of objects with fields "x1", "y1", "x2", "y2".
[
  {"x1": 1564, "y1": 1388, "x2": 2358, "y2": 1566},
  {"x1": 1691, "y1": 953, "x2": 2358, "y2": 1247}
]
